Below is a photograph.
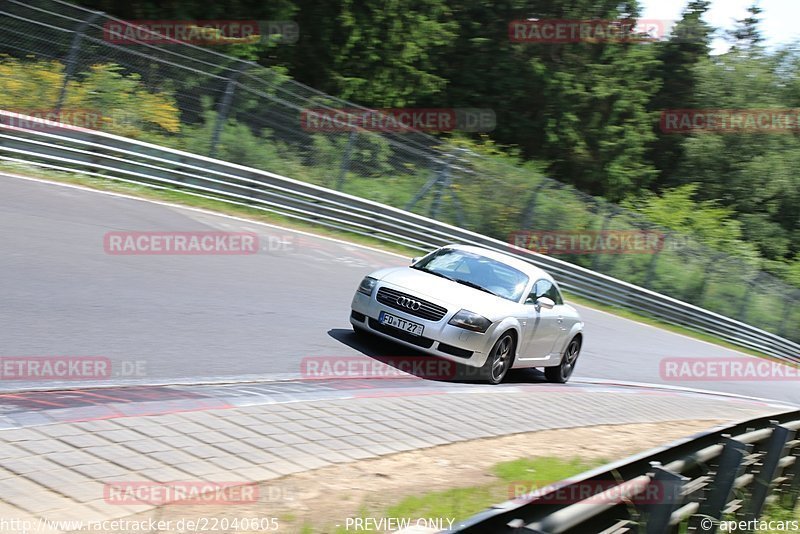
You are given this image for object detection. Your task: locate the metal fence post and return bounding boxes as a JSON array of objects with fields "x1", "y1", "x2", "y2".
[
  {"x1": 643, "y1": 463, "x2": 688, "y2": 534},
  {"x1": 405, "y1": 157, "x2": 444, "y2": 212},
  {"x1": 780, "y1": 437, "x2": 800, "y2": 510},
  {"x1": 447, "y1": 185, "x2": 466, "y2": 228},
  {"x1": 335, "y1": 130, "x2": 357, "y2": 191},
  {"x1": 688, "y1": 438, "x2": 749, "y2": 533},
  {"x1": 520, "y1": 181, "x2": 549, "y2": 230},
  {"x1": 778, "y1": 292, "x2": 797, "y2": 338},
  {"x1": 55, "y1": 10, "x2": 104, "y2": 113},
  {"x1": 429, "y1": 156, "x2": 452, "y2": 220},
  {"x1": 735, "y1": 273, "x2": 760, "y2": 324},
  {"x1": 591, "y1": 203, "x2": 614, "y2": 272},
  {"x1": 209, "y1": 62, "x2": 251, "y2": 158},
  {"x1": 643, "y1": 230, "x2": 669, "y2": 288},
  {"x1": 745, "y1": 424, "x2": 793, "y2": 523},
  {"x1": 696, "y1": 253, "x2": 726, "y2": 309}
]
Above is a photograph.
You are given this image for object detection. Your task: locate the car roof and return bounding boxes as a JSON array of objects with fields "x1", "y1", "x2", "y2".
[{"x1": 443, "y1": 244, "x2": 554, "y2": 282}]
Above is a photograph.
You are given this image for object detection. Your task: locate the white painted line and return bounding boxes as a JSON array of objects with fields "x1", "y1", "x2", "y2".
[
  {"x1": 0, "y1": 371, "x2": 793, "y2": 408},
  {"x1": 571, "y1": 377, "x2": 795, "y2": 407},
  {"x1": 570, "y1": 302, "x2": 761, "y2": 359},
  {"x1": 0, "y1": 171, "x2": 409, "y2": 260}
]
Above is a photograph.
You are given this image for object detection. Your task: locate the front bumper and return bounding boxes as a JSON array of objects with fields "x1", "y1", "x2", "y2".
[{"x1": 349, "y1": 288, "x2": 493, "y2": 368}]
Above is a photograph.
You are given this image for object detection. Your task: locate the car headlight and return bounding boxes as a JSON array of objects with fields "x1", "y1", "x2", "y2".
[
  {"x1": 448, "y1": 309, "x2": 492, "y2": 333},
  {"x1": 357, "y1": 276, "x2": 378, "y2": 296}
]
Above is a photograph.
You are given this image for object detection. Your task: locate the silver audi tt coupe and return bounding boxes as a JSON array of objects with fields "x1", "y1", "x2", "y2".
[{"x1": 349, "y1": 244, "x2": 584, "y2": 384}]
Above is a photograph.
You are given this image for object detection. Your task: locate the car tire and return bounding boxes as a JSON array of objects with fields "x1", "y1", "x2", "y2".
[
  {"x1": 545, "y1": 337, "x2": 581, "y2": 384},
  {"x1": 481, "y1": 332, "x2": 515, "y2": 385}
]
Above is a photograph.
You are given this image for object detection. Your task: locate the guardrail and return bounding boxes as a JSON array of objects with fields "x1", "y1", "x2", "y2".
[
  {"x1": 1, "y1": 110, "x2": 798, "y2": 362},
  {"x1": 452, "y1": 409, "x2": 800, "y2": 533}
]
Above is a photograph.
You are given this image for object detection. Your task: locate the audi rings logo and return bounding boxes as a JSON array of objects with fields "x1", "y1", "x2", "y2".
[{"x1": 396, "y1": 296, "x2": 422, "y2": 311}]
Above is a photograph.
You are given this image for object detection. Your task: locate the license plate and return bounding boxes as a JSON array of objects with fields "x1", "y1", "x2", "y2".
[{"x1": 379, "y1": 311, "x2": 424, "y2": 336}]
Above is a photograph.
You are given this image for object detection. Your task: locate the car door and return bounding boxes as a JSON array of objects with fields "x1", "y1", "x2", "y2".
[
  {"x1": 517, "y1": 279, "x2": 563, "y2": 362},
  {"x1": 544, "y1": 281, "x2": 570, "y2": 355}
]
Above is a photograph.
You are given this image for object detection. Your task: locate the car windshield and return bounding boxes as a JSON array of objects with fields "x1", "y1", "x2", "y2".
[{"x1": 412, "y1": 248, "x2": 529, "y2": 302}]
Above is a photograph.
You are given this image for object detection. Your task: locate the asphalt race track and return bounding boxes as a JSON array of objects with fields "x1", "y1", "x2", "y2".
[{"x1": 1, "y1": 173, "x2": 798, "y2": 405}]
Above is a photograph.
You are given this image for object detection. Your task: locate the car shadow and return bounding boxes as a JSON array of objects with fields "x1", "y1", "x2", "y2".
[{"x1": 328, "y1": 328, "x2": 548, "y2": 384}]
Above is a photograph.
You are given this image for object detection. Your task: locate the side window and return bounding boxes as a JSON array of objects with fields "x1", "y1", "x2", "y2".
[
  {"x1": 526, "y1": 279, "x2": 552, "y2": 303},
  {"x1": 526, "y1": 279, "x2": 563, "y2": 305},
  {"x1": 534, "y1": 279, "x2": 552, "y2": 299},
  {"x1": 547, "y1": 283, "x2": 564, "y2": 305}
]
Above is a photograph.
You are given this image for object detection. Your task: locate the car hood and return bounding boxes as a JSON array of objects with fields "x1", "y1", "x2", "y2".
[{"x1": 371, "y1": 267, "x2": 520, "y2": 317}]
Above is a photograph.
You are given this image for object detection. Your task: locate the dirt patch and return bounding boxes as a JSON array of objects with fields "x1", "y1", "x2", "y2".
[{"x1": 113, "y1": 419, "x2": 725, "y2": 533}]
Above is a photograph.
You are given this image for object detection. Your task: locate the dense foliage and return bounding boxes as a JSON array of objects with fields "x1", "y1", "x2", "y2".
[
  {"x1": 0, "y1": 0, "x2": 791, "y2": 297},
  {"x1": 65, "y1": 0, "x2": 800, "y2": 288}
]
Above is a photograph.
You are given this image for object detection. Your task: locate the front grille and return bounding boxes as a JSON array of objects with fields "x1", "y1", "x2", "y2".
[
  {"x1": 368, "y1": 318, "x2": 435, "y2": 348},
  {"x1": 376, "y1": 287, "x2": 448, "y2": 321}
]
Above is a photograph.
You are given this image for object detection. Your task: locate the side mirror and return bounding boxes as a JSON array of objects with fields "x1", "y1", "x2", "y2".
[
  {"x1": 535, "y1": 296, "x2": 555, "y2": 310},
  {"x1": 411, "y1": 257, "x2": 421, "y2": 264}
]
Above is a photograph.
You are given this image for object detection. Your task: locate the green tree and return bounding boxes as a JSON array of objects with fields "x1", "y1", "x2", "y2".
[
  {"x1": 623, "y1": 184, "x2": 760, "y2": 262},
  {"x1": 675, "y1": 44, "x2": 800, "y2": 267},
  {"x1": 0, "y1": 57, "x2": 180, "y2": 138},
  {"x1": 431, "y1": 0, "x2": 663, "y2": 201},
  {"x1": 647, "y1": 0, "x2": 713, "y2": 187},
  {"x1": 728, "y1": 2, "x2": 764, "y2": 50},
  {"x1": 282, "y1": 0, "x2": 456, "y2": 106}
]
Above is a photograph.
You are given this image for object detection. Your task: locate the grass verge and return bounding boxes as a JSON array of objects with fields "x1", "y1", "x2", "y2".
[
  {"x1": 757, "y1": 504, "x2": 800, "y2": 533},
  {"x1": 321, "y1": 456, "x2": 605, "y2": 533}
]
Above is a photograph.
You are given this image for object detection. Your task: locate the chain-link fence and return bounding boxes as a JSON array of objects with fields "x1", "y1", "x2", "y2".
[{"x1": 1, "y1": 0, "x2": 798, "y2": 344}]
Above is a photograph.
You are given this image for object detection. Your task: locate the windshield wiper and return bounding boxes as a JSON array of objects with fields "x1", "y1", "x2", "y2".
[
  {"x1": 411, "y1": 265, "x2": 457, "y2": 282},
  {"x1": 453, "y1": 279, "x2": 498, "y2": 297}
]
